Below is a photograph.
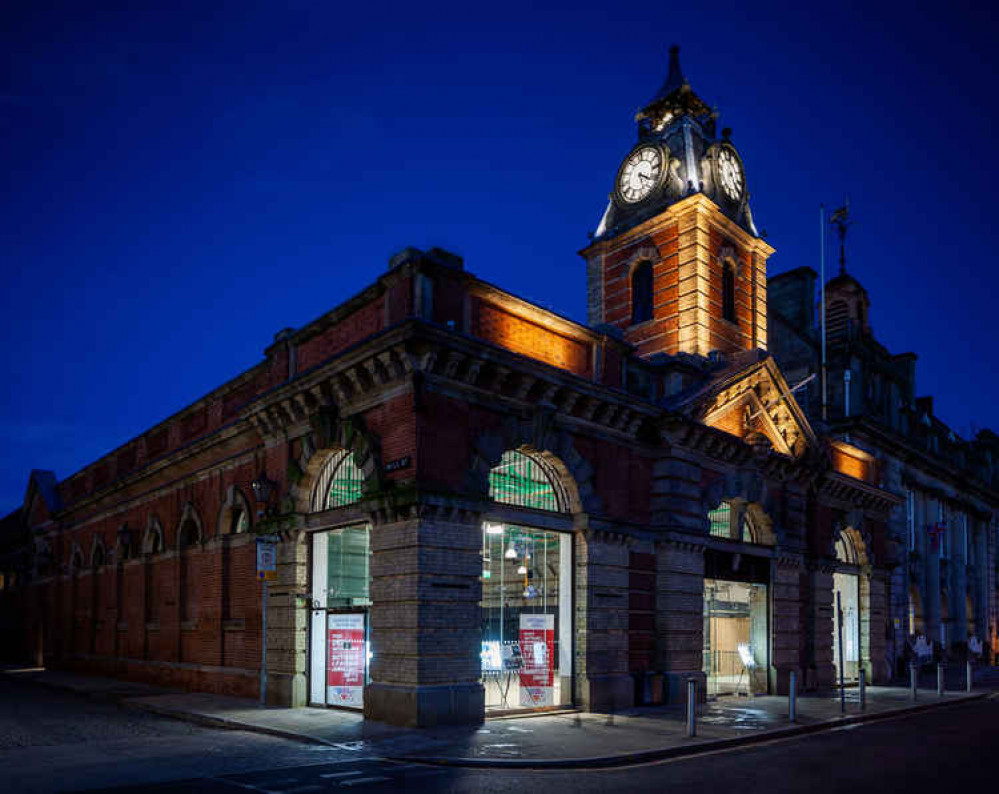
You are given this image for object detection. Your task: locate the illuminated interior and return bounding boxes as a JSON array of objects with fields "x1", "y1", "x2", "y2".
[
  {"x1": 481, "y1": 449, "x2": 572, "y2": 712},
  {"x1": 703, "y1": 579, "x2": 768, "y2": 696}
]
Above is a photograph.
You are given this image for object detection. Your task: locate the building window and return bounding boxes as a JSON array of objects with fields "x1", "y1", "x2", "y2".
[
  {"x1": 906, "y1": 490, "x2": 915, "y2": 552},
  {"x1": 311, "y1": 450, "x2": 365, "y2": 511},
  {"x1": 489, "y1": 449, "x2": 568, "y2": 513},
  {"x1": 835, "y1": 531, "x2": 860, "y2": 565},
  {"x1": 483, "y1": 449, "x2": 573, "y2": 712},
  {"x1": 722, "y1": 263, "x2": 736, "y2": 323},
  {"x1": 709, "y1": 503, "x2": 732, "y2": 538},
  {"x1": 939, "y1": 502, "x2": 948, "y2": 560},
  {"x1": 631, "y1": 261, "x2": 653, "y2": 325}
]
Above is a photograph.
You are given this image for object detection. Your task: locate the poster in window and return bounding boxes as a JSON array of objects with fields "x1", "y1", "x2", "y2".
[
  {"x1": 327, "y1": 613, "x2": 365, "y2": 708},
  {"x1": 519, "y1": 613, "x2": 554, "y2": 707}
]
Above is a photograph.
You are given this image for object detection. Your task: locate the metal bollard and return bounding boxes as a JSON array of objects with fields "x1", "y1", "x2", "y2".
[
  {"x1": 937, "y1": 663, "x2": 945, "y2": 696},
  {"x1": 685, "y1": 678, "x2": 697, "y2": 738},
  {"x1": 859, "y1": 669, "x2": 866, "y2": 710},
  {"x1": 967, "y1": 660, "x2": 973, "y2": 693},
  {"x1": 910, "y1": 662, "x2": 918, "y2": 701},
  {"x1": 789, "y1": 670, "x2": 797, "y2": 723}
]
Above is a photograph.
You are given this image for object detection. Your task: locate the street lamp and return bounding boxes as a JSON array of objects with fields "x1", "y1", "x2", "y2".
[{"x1": 251, "y1": 472, "x2": 278, "y2": 517}]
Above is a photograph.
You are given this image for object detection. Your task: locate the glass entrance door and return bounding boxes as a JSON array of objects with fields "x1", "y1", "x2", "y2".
[
  {"x1": 703, "y1": 579, "x2": 769, "y2": 696},
  {"x1": 309, "y1": 525, "x2": 371, "y2": 709},
  {"x1": 832, "y1": 572, "x2": 860, "y2": 683}
]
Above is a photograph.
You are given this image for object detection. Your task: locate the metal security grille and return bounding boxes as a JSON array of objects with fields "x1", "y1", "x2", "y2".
[
  {"x1": 311, "y1": 450, "x2": 365, "y2": 511},
  {"x1": 489, "y1": 450, "x2": 568, "y2": 513},
  {"x1": 708, "y1": 503, "x2": 731, "y2": 538}
]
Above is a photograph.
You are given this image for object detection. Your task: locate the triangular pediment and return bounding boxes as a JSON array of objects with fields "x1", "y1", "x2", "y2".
[{"x1": 682, "y1": 354, "x2": 817, "y2": 458}]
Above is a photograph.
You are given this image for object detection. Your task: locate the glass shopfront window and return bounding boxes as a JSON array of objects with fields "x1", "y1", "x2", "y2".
[
  {"x1": 481, "y1": 522, "x2": 572, "y2": 711},
  {"x1": 310, "y1": 525, "x2": 371, "y2": 709}
]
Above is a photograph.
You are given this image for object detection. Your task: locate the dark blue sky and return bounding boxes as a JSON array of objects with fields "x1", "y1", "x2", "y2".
[{"x1": 3, "y1": 0, "x2": 997, "y2": 514}]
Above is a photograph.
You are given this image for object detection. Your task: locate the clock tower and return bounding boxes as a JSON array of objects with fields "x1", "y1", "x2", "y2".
[{"x1": 581, "y1": 46, "x2": 774, "y2": 359}]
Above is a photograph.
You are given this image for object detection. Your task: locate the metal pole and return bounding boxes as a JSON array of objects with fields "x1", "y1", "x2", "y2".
[
  {"x1": 836, "y1": 590, "x2": 846, "y2": 714},
  {"x1": 966, "y1": 659, "x2": 973, "y2": 693},
  {"x1": 820, "y1": 204, "x2": 827, "y2": 422},
  {"x1": 789, "y1": 670, "x2": 797, "y2": 723},
  {"x1": 910, "y1": 661, "x2": 917, "y2": 701},
  {"x1": 685, "y1": 678, "x2": 697, "y2": 737},
  {"x1": 859, "y1": 669, "x2": 866, "y2": 710},
  {"x1": 260, "y1": 578, "x2": 268, "y2": 706},
  {"x1": 937, "y1": 662, "x2": 945, "y2": 697}
]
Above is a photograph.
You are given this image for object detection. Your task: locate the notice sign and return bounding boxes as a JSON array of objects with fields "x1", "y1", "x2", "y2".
[
  {"x1": 327, "y1": 613, "x2": 365, "y2": 708},
  {"x1": 519, "y1": 614, "x2": 554, "y2": 707},
  {"x1": 256, "y1": 541, "x2": 277, "y2": 582}
]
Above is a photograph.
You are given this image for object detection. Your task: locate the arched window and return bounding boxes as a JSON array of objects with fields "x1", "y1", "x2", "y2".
[
  {"x1": 631, "y1": 261, "x2": 653, "y2": 325},
  {"x1": 312, "y1": 450, "x2": 365, "y2": 511},
  {"x1": 835, "y1": 532, "x2": 860, "y2": 565},
  {"x1": 489, "y1": 449, "x2": 568, "y2": 513},
  {"x1": 722, "y1": 263, "x2": 736, "y2": 323},
  {"x1": 708, "y1": 502, "x2": 732, "y2": 538}
]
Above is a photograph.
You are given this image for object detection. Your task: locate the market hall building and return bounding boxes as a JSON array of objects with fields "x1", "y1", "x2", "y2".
[{"x1": 0, "y1": 49, "x2": 910, "y2": 727}]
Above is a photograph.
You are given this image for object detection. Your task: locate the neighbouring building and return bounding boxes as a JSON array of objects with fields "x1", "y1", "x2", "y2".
[
  {"x1": 769, "y1": 262, "x2": 999, "y2": 672},
  {"x1": 3, "y1": 47, "x2": 965, "y2": 729}
]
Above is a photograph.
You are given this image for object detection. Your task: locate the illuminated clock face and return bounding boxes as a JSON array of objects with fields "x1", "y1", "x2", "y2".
[
  {"x1": 617, "y1": 145, "x2": 663, "y2": 204},
  {"x1": 717, "y1": 147, "x2": 744, "y2": 201}
]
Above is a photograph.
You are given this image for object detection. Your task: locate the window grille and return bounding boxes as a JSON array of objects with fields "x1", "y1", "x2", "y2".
[
  {"x1": 489, "y1": 449, "x2": 568, "y2": 513},
  {"x1": 708, "y1": 503, "x2": 731, "y2": 538},
  {"x1": 311, "y1": 450, "x2": 365, "y2": 512}
]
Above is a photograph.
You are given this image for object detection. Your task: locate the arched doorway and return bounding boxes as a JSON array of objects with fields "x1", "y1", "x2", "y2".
[
  {"x1": 307, "y1": 450, "x2": 371, "y2": 710},
  {"x1": 702, "y1": 501, "x2": 774, "y2": 697},
  {"x1": 480, "y1": 448, "x2": 573, "y2": 712},
  {"x1": 832, "y1": 528, "x2": 866, "y2": 684}
]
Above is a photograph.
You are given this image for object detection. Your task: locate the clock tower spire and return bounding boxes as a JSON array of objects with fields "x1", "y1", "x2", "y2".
[{"x1": 581, "y1": 46, "x2": 774, "y2": 359}]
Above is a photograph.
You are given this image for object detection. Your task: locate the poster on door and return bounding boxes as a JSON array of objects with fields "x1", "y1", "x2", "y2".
[
  {"x1": 519, "y1": 613, "x2": 554, "y2": 707},
  {"x1": 327, "y1": 613, "x2": 365, "y2": 708}
]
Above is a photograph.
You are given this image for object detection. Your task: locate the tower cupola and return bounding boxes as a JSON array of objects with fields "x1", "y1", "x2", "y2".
[{"x1": 594, "y1": 46, "x2": 758, "y2": 240}]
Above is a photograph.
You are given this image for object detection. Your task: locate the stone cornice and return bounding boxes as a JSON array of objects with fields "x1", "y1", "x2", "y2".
[{"x1": 819, "y1": 471, "x2": 903, "y2": 515}]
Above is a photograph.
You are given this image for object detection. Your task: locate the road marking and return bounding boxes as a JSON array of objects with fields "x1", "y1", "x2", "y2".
[
  {"x1": 319, "y1": 771, "x2": 363, "y2": 779},
  {"x1": 339, "y1": 776, "x2": 391, "y2": 787}
]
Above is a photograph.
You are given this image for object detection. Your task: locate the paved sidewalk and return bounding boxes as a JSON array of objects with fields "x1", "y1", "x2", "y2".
[{"x1": 3, "y1": 666, "x2": 995, "y2": 769}]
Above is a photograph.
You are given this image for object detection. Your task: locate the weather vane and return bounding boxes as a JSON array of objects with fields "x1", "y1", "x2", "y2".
[{"x1": 829, "y1": 199, "x2": 852, "y2": 275}]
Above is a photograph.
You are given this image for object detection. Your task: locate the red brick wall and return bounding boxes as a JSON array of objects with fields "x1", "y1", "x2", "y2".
[{"x1": 472, "y1": 298, "x2": 593, "y2": 378}]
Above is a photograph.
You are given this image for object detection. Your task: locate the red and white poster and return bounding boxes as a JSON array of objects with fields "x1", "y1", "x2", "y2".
[
  {"x1": 326, "y1": 613, "x2": 365, "y2": 708},
  {"x1": 519, "y1": 613, "x2": 555, "y2": 707}
]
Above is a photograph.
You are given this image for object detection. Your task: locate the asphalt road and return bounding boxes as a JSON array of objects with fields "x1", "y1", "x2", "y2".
[{"x1": 5, "y1": 675, "x2": 999, "y2": 794}]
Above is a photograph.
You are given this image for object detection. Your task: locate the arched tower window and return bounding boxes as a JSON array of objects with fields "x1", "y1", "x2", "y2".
[
  {"x1": 312, "y1": 450, "x2": 365, "y2": 511},
  {"x1": 489, "y1": 449, "x2": 568, "y2": 513},
  {"x1": 722, "y1": 263, "x2": 736, "y2": 323},
  {"x1": 631, "y1": 261, "x2": 653, "y2": 325}
]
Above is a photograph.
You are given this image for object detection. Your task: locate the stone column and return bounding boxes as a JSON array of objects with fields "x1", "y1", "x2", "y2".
[
  {"x1": 264, "y1": 531, "x2": 309, "y2": 706},
  {"x1": 655, "y1": 538, "x2": 705, "y2": 703},
  {"x1": 772, "y1": 557, "x2": 803, "y2": 695},
  {"x1": 365, "y1": 505, "x2": 484, "y2": 727},
  {"x1": 866, "y1": 570, "x2": 889, "y2": 683},
  {"x1": 574, "y1": 531, "x2": 633, "y2": 711},
  {"x1": 809, "y1": 565, "x2": 835, "y2": 689}
]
